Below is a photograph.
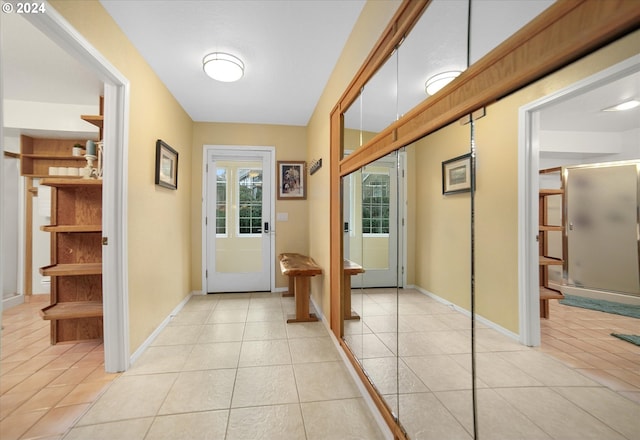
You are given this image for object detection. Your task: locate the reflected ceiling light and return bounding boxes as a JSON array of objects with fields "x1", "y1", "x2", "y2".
[
  {"x1": 203, "y1": 52, "x2": 244, "y2": 82},
  {"x1": 425, "y1": 70, "x2": 462, "y2": 96},
  {"x1": 602, "y1": 99, "x2": 640, "y2": 112}
]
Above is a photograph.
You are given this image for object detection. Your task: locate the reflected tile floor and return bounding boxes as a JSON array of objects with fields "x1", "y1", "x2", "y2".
[{"x1": 345, "y1": 288, "x2": 640, "y2": 440}]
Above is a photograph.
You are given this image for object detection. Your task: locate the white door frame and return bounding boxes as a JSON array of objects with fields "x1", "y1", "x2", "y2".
[
  {"x1": 343, "y1": 151, "x2": 406, "y2": 288},
  {"x1": 202, "y1": 145, "x2": 276, "y2": 293},
  {"x1": 518, "y1": 54, "x2": 640, "y2": 346},
  {"x1": 25, "y1": 8, "x2": 130, "y2": 372}
]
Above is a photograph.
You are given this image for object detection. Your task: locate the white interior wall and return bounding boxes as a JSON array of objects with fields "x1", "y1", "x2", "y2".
[
  {"x1": 539, "y1": 127, "x2": 639, "y2": 169},
  {"x1": 4, "y1": 100, "x2": 99, "y2": 137},
  {"x1": 2, "y1": 156, "x2": 20, "y2": 301}
]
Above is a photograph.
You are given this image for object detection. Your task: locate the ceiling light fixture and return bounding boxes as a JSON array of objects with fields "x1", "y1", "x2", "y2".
[
  {"x1": 602, "y1": 99, "x2": 640, "y2": 112},
  {"x1": 203, "y1": 52, "x2": 244, "y2": 82},
  {"x1": 425, "y1": 70, "x2": 462, "y2": 96}
]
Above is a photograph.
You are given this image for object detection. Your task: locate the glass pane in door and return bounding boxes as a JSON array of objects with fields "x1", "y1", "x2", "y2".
[{"x1": 215, "y1": 162, "x2": 263, "y2": 274}]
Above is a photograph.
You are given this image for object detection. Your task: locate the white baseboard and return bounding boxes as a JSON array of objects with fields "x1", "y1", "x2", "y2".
[
  {"x1": 2, "y1": 293, "x2": 25, "y2": 310},
  {"x1": 412, "y1": 285, "x2": 520, "y2": 342},
  {"x1": 129, "y1": 291, "x2": 194, "y2": 366},
  {"x1": 311, "y1": 296, "x2": 393, "y2": 440}
]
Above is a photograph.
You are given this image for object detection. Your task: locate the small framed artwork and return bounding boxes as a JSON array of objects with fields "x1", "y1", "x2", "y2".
[
  {"x1": 442, "y1": 153, "x2": 472, "y2": 195},
  {"x1": 277, "y1": 161, "x2": 306, "y2": 200},
  {"x1": 155, "y1": 139, "x2": 179, "y2": 190}
]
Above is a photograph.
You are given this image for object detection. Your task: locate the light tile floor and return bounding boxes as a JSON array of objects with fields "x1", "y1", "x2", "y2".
[
  {"x1": 2, "y1": 290, "x2": 639, "y2": 439},
  {"x1": 0, "y1": 292, "x2": 384, "y2": 440}
]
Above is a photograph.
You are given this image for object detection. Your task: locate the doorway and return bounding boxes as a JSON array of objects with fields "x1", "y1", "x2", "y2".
[
  {"x1": 203, "y1": 146, "x2": 275, "y2": 293},
  {"x1": 2, "y1": 10, "x2": 130, "y2": 372},
  {"x1": 344, "y1": 151, "x2": 405, "y2": 288},
  {"x1": 519, "y1": 54, "x2": 640, "y2": 346}
]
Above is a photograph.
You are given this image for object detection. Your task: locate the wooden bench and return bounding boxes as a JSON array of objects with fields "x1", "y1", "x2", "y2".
[
  {"x1": 278, "y1": 253, "x2": 322, "y2": 323},
  {"x1": 343, "y1": 259, "x2": 364, "y2": 320}
]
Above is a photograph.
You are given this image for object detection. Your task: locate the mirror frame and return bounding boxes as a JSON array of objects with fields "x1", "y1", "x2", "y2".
[{"x1": 329, "y1": 0, "x2": 640, "y2": 436}]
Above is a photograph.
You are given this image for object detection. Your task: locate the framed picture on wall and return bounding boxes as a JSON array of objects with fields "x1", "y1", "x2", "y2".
[
  {"x1": 155, "y1": 139, "x2": 179, "y2": 190},
  {"x1": 442, "y1": 153, "x2": 472, "y2": 195},
  {"x1": 277, "y1": 161, "x2": 306, "y2": 200}
]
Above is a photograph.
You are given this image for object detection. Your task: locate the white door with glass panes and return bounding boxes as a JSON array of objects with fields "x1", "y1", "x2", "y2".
[
  {"x1": 205, "y1": 147, "x2": 274, "y2": 293},
  {"x1": 345, "y1": 153, "x2": 402, "y2": 288}
]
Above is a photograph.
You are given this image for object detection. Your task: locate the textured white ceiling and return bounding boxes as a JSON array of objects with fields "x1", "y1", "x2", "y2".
[
  {"x1": 2, "y1": 0, "x2": 638, "y2": 136},
  {"x1": 99, "y1": 0, "x2": 366, "y2": 126}
]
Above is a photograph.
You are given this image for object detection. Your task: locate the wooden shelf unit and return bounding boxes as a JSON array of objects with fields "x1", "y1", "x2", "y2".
[
  {"x1": 81, "y1": 96, "x2": 104, "y2": 139},
  {"x1": 538, "y1": 167, "x2": 565, "y2": 319},
  {"x1": 41, "y1": 301, "x2": 103, "y2": 321},
  {"x1": 20, "y1": 135, "x2": 91, "y2": 178},
  {"x1": 39, "y1": 178, "x2": 103, "y2": 344}
]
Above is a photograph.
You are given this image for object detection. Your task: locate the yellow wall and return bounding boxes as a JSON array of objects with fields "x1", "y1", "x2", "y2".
[
  {"x1": 50, "y1": 1, "x2": 194, "y2": 353},
  {"x1": 412, "y1": 126, "x2": 473, "y2": 310},
  {"x1": 474, "y1": 29, "x2": 640, "y2": 332},
  {"x1": 409, "y1": 29, "x2": 640, "y2": 333},
  {"x1": 306, "y1": 0, "x2": 401, "y2": 317},
  {"x1": 190, "y1": 123, "x2": 309, "y2": 290},
  {"x1": 52, "y1": 0, "x2": 639, "y2": 350}
]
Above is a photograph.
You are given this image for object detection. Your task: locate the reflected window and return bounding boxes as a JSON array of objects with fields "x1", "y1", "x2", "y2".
[
  {"x1": 216, "y1": 168, "x2": 227, "y2": 236},
  {"x1": 238, "y1": 168, "x2": 263, "y2": 235},
  {"x1": 362, "y1": 172, "x2": 390, "y2": 235}
]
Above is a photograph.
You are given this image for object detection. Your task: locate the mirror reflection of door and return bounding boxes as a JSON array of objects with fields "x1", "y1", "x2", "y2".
[
  {"x1": 347, "y1": 153, "x2": 403, "y2": 288},
  {"x1": 205, "y1": 149, "x2": 272, "y2": 293},
  {"x1": 565, "y1": 163, "x2": 640, "y2": 296}
]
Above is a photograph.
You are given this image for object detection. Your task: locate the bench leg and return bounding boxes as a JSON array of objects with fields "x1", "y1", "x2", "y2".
[
  {"x1": 343, "y1": 273, "x2": 360, "y2": 321},
  {"x1": 282, "y1": 275, "x2": 295, "y2": 298},
  {"x1": 286, "y1": 276, "x2": 318, "y2": 323}
]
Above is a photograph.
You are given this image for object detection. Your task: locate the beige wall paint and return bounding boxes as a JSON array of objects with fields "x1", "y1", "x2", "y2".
[
  {"x1": 473, "y1": 29, "x2": 640, "y2": 332},
  {"x1": 412, "y1": 126, "x2": 472, "y2": 310},
  {"x1": 191, "y1": 122, "x2": 309, "y2": 291},
  {"x1": 408, "y1": 30, "x2": 640, "y2": 333},
  {"x1": 50, "y1": 1, "x2": 194, "y2": 353},
  {"x1": 306, "y1": 0, "x2": 401, "y2": 317}
]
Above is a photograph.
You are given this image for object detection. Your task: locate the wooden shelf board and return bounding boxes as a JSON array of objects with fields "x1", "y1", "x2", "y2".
[
  {"x1": 539, "y1": 189, "x2": 564, "y2": 196},
  {"x1": 22, "y1": 154, "x2": 86, "y2": 160},
  {"x1": 539, "y1": 225, "x2": 563, "y2": 232},
  {"x1": 41, "y1": 225, "x2": 102, "y2": 233},
  {"x1": 40, "y1": 263, "x2": 102, "y2": 276},
  {"x1": 540, "y1": 256, "x2": 563, "y2": 266},
  {"x1": 540, "y1": 286, "x2": 564, "y2": 300},
  {"x1": 41, "y1": 178, "x2": 102, "y2": 187},
  {"x1": 40, "y1": 301, "x2": 103, "y2": 320},
  {"x1": 81, "y1": 115, "x2": 104, "y2": 128},
  {"x1": 25, "y1": 174, "x2": 84, "y2": 179},
  {"x1": 539, "y1": 167, "x2": 562, "y2": 175}
]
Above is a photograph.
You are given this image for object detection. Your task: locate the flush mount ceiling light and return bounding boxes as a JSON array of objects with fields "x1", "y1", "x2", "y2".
[
  {"x1": 602, "y1": 99, "x2": 640, "y2": 112},
  {"x1": 203, "y1": 52, "x2": 244, "y2": 82},
  {"x1": 425, "y1": 70, "x2": 462, "y2": 96}
]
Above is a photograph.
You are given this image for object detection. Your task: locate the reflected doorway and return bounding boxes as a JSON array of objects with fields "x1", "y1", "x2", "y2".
[
  {"x1": 344, "y1": 152, "x2": 405, "y2": 288},
  {"x1": 520, "y1": 55, "x2": 640, "y2": 346}
]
